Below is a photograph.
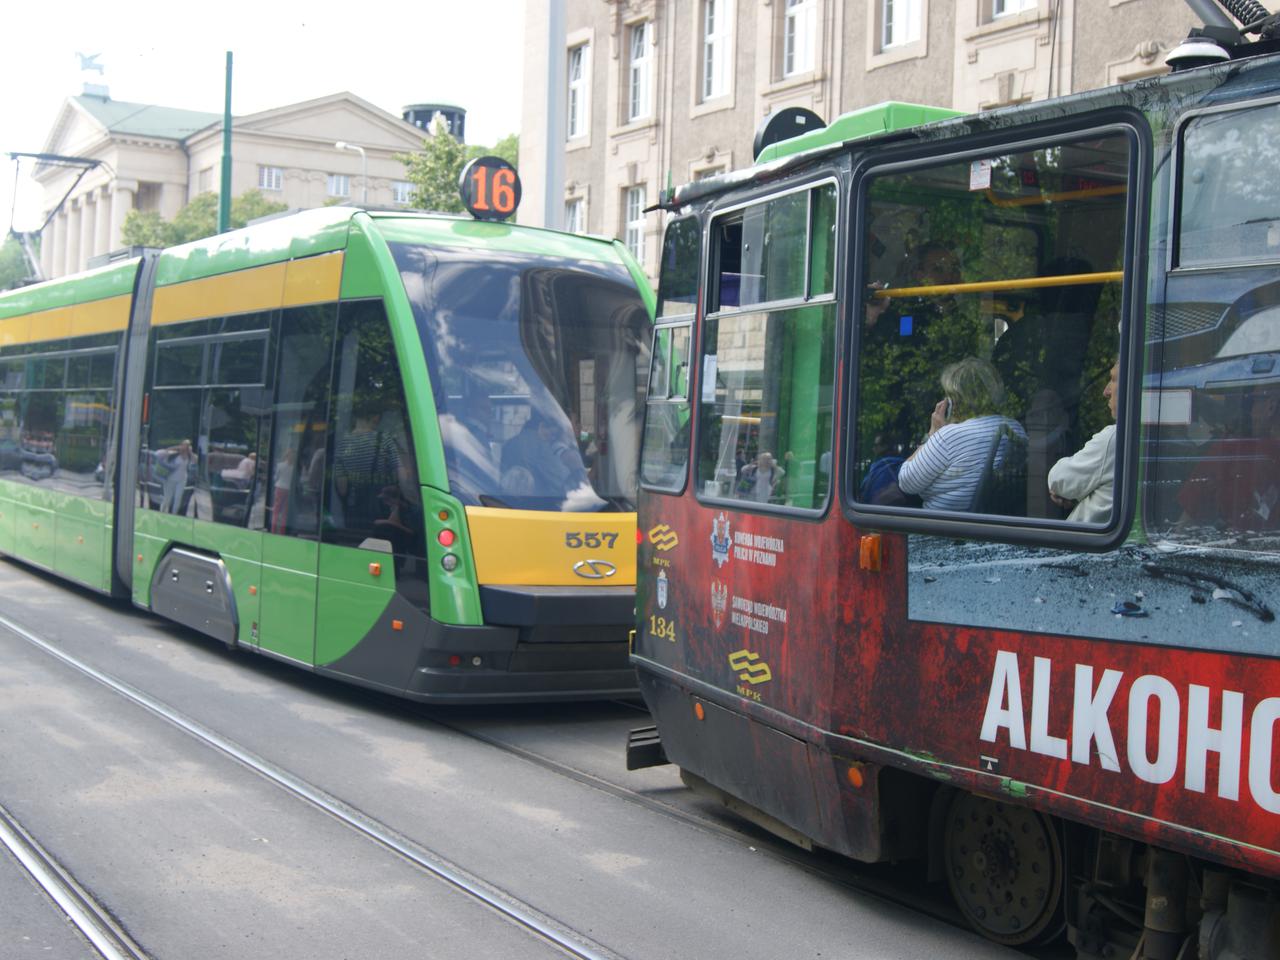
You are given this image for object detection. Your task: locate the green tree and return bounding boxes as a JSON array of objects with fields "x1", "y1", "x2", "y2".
[
  {"x1": 120, "y1": 189, "x2": 287, "y2": 248},
  {"x1": 467, "y1": 132, "x2": 518, "y2": 168},
  {"x1": 120, "y1": 210, "x2": 176, "y2": 248},
  {"x1": 398, "y1": 115, "x2": 518, "y2": 213},
  {"x1": 0, "y1": 234, "x2": 38, "y2": 290}
]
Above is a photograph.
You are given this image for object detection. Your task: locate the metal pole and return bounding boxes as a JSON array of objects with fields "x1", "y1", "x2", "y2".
[
  {"x1": 335, "y1": 143, "x2": 367, "y2": 204},
  {"x1": 543, "y1": 0, "x2": 566, "y2": 229},
  {"x1": 218, "y1": 52, "x2": 233, "y2": 233}
]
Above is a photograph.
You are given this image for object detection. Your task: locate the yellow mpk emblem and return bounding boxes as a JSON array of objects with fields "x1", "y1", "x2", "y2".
[
  {"x1": 728, "y1": 649, "x2": 772, "y2": 685},
  {"x1": 648, "y1": 524, "x2": 679, "y2": 551}
]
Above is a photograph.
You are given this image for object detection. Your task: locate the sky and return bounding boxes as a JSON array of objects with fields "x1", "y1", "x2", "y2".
[{"x1": 2, "y1": 0, "x2": 527, "y2": 232}]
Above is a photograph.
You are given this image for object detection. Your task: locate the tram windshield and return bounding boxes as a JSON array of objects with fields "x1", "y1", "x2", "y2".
[{"x1": 391, "y1": 243, "x2": 650, "y2": 512}]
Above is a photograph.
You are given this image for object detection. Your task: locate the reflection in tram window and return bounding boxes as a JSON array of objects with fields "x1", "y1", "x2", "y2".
[
  {"x1": 854, "y1": 134, "x2": 1130, "y2": 523},
  {"x1": 392, "y1": 243, "x2": 650, "y2": 513}
]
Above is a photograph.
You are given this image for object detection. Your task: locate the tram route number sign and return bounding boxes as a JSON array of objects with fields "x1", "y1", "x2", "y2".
[{"x1": 459, "y1": 156, "x2": 521, "y2": 221}]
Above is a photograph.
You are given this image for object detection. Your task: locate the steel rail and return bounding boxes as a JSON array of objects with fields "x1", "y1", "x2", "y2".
[
  {"x1": 0, "y1": 611, "x2": 623, "y2": 960},
  {"x1": 0, "y1": 800, "x2": 150, "y2": 960}
]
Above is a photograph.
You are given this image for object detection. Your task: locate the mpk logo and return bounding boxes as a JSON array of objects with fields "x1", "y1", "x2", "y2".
[
  {"x1": 648, "y1": 524, "x2": 680, "y2": 551},
  {"x1": 728, "y1": 649, "x2": 772, "y2": 685}
]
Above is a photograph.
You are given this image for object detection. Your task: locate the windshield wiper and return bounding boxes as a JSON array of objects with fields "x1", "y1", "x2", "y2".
[{"x1": 1141, "y1": 562, "x2": 1275, "y2": 623}]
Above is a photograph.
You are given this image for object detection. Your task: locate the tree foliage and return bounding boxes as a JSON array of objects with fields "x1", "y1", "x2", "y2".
[
  {"x1": 120, "y1": 189, "x2": 288, "y2": 248},
  {"x1": 0, "y1": 234, "x2": 38, "y2": 290},
  {"x1": 397, "y1": 116, "x2": 518, "y2": 214}
]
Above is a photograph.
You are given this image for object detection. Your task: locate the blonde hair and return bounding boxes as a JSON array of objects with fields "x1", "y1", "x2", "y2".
[{"x1": 940, "y1": 357, "x2": 1005, "y2": 421}]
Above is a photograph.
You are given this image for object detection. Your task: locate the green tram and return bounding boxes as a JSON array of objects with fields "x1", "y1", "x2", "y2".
[{"x1": 0, "y1": 200, "x2": 653, "y2": 702}]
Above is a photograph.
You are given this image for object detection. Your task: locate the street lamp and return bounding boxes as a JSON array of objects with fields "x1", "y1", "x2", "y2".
[{"x1": 334, "y1": 141, "x2": 368, "y2": 204}]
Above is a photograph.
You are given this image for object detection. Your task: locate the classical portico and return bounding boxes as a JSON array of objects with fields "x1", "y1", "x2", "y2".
[{"x1": 32, "y1": 90, "x2": 431, "y2": 279}]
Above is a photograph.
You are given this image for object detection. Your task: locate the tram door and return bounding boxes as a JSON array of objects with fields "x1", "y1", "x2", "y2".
[
  {"x1": 258, "y1": 305, "x2": 334, "y2": 664},
  {"x1": 313, "y1": 300, "x2": 426, "y2": 678}
]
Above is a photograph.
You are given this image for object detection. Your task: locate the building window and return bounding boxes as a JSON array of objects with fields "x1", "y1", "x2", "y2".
[
  {"x1": 627, "y1": 21, "x2": 653, "y2": 122},
  {"x1": 258, "y1": 166, "x2": 283, "y2": 192},
  {"x1": 565, "y1": 198, "x2": 585, "y2": 234},
  {"x1": 197, "y1": 167, "x2": 214, "y2": 194},
  {"x1": 624, "y1": 186, "x2": 647, "y2": 262},
  {"x1": 568, "y1": 44, "x2": 590, "y2": 139},
  {"x1": 327, "y1": 174, "x2": 350, "y2": 198},
  {"x1": 882, "y1": 0, "x2": 922, "y2": 48},
  {"x1": 702, "y1": 0, "x2": 733, "y2": 100},
  {"x1": 992, "y1": 0, "x2": 1036, "y2": 17},
  {"x1": 392, "y1": 181, "x2": 413, "y2": 205},
  {"x1": 783, "y1": 0, "x2": 815, "y2": 76}
]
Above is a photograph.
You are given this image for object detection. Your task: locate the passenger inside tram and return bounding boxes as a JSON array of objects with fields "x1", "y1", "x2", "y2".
[{"x1": 896, "y1": 357, "x2": 1027, "y2": 512}]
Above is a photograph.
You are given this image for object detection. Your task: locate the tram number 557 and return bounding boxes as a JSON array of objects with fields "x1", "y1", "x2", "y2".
[{"x1": 565, "y1": 532, "x2": 619, "y2": 549}]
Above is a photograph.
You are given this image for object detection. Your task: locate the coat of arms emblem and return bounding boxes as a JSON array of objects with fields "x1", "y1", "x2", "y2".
[
  {"x1": 710, "y1": 580, "x2": 729, "y2": 629},
  {"x1": 710, "y1": 512, "x2": 732, "y2": 568}
]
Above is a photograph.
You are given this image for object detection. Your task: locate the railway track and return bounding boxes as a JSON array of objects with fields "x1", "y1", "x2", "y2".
[
  {"x1": 0, "y1": 800, "x2": 150, "y2": 960},
  {"x1": 0, "y1": 581, "x2": 1046, "y2": 959},
  {"x1": 0, "y1": 610, "x2": 625, "y2": 960}
]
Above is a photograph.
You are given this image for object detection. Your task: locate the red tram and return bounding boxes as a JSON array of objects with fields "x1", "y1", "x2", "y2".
[{"x1": 629, "y1": 4, "x2": 1280, "y2": 956}]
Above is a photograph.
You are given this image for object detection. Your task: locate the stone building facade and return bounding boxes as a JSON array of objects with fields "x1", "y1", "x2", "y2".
[
  {"x1": 34, "y1": 91, "x2": 434, "y2": 279},
  {"x1": 518, "y1": 0, "x2": 1200, "y2": 282}
]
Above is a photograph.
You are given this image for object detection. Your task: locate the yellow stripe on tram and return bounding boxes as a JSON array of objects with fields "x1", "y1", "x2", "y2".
[
  {"x1": 284, "y1": 251, "x2": 344, "y2": 307},
  {"x1": 464, "y1": 506, "x2": 637, "y2": 587},
  {"x1": 152, "y1": 262, "x2": 288, "y2": 325},
  {"x1": 0, "y1": 294, "x2": 131, "y2": 348}
]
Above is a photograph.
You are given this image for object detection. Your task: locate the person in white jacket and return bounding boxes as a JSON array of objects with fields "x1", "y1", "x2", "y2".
[{"x1": 1047, "y1": 361, "x2": 1118, "y2": 523}]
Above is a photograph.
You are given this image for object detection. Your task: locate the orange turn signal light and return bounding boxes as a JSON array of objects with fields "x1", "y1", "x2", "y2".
[
  {"x1": 391, "y1": 619, "x2": 404, "y2": 631},
  {"x1": 369, "y1": 562, "x2": 382, "y2": 577},
  {"x1": 249, "y1": 585, "x2": 257, "y2": 596},
  {"x1": 694, "y1": 702, "x2": 705, "y2": 721},
  {"x1": 437, "y1": 509, "x2": 450, "y2": 521},
  {"x1": 846, "y1": 765, "x2": 865, "y2": 789},
  {"x1": 859, "y1": 534, "x2": 882, "y2": 572}
]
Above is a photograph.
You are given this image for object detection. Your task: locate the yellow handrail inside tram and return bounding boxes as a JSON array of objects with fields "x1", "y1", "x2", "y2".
[
  {"x1": 983, "y1": 184, "x2": 1128, "y2": 208},
  {"x1": 873, "y1": 271, "x2": 1123, "y2": 300}
]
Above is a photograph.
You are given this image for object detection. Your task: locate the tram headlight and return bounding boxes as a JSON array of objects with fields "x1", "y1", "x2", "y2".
[{"x1": 441, "y1": 553, "x2": 459, "y2": 572}]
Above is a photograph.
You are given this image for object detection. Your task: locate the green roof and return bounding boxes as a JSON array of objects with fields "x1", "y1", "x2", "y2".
[
  {"x1": 754, "y1": 101, "x2": 965, "y2": 164},
  {"x1": 74, "y1": 95, "x2": 221, "y2": 141}
]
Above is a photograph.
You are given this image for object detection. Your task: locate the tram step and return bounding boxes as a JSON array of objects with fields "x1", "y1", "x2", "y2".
[{"x1": 626, "y1": 725, "x2": 669, "y2": 770}]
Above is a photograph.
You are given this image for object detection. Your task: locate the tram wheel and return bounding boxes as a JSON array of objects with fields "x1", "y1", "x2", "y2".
[{"x1": 942, "y1": 791, "x2": 1065, "y2": 947}]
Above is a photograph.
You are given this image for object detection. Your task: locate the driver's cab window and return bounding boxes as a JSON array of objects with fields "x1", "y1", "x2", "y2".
[
  {"x1": 641, "y1": 216, "x2": 700, "y2": 491},
  {"x1": 853, "y1": 133, "x2": 1131, "y2": 530}
]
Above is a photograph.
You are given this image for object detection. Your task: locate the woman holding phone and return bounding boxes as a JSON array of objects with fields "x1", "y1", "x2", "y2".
[{"x1": 897, "y1": 357, "x2": 1026, "y2": 511}]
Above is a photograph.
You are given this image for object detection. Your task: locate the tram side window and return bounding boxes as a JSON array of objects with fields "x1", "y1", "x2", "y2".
[
  {"x1": 202, "y1": 318, "x2": 271, "y2": 530},
  {"x1": 0, "y1": 333, "x2": 119, "y2": 497},
  {"x1": 323, "y1": 300, "x2": 425, "y2": 562},
  {"x1": 1178, "y1": 103, "x2": 1280, "y2": 269},
  {"x1": 697, "y1": 184, "x2": 837, "y2": 510},
  {"x1": 852, "y1": 134, "x2": 1131, "y2": 527},
  {"x1": 269, "y1": 305, "x2": 336, "y2": 538},
  {"x1": 141, "y1": 315, "x2": 272, "y2": 524},
  {"x1": 641, "y1": 216, "x2": 700, "y2": 491},
  {"x1": 1142, "y1": 104, "x2": 1280, "y2": 550}
]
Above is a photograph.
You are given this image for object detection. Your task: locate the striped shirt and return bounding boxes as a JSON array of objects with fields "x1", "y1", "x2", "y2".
[{"x1": 898, "y1": 415, "x2": 1026, "y2": 511}]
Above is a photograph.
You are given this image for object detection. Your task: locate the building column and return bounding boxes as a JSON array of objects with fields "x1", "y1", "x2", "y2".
[
  {"x1": 64, "y1": 202, "x2": 81, "y2": 280},
  {"x1": 94, "y1": 186, "x2": 112, "y2": 262},
  {"x1": 50, "y1": 212, "x2": 67, "y2": 279},
  {"x1": 79, "y1": 193, "x2": 96, "y2": 272},
  {"x1": 109, "y1": 181, "x2": 138, "y2": 253},
  {"x1": 40, "y1": 213, "x2": 57, "y2": 278}
]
